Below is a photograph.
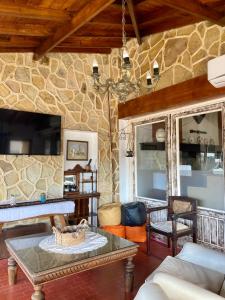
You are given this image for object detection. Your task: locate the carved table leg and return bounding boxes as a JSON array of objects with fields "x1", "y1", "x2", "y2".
[
  {"x1": 49, "y1": 216, "x2": 55, "y2": 227},
  {"x1": 31, "y1": 285, "x2": 45, "y2": 300},
  {"x1": 125, "y1": 257, "x2": 135, "y2": 293},
  {"x1": 57, "y1": 215, "x2": 66, "y2": 228},
  {"x1": 8, "y1": 256, "x2": 17, "y2": 286}
]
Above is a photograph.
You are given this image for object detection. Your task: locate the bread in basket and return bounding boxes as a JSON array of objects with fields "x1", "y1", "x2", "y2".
[{"x1": 52, "y1": 219, "x2": 89, "y2": 247}]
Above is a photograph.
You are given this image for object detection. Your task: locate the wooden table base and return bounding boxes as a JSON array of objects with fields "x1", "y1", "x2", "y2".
[
  {"x1": 31, "y1": 285, "x2": 45, "y2": 300},
  {"x1": 8, "y1": 256, "x2": 17, "y2": 286},
  {"x1": 6, "y1": 231, "x2": 138, "y2": 299},
  {"x1": 125, "y1": 257, "x2": 135, "y2": 293}
]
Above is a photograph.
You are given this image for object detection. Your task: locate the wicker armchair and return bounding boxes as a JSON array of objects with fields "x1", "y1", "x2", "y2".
[{"x1": 146, "y1": 196, "x2": 197, "y2": 256}]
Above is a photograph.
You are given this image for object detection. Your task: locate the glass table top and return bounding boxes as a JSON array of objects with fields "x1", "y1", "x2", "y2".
[{"x1": 5, "y1": 227, "x2": 137, "y2": 276}]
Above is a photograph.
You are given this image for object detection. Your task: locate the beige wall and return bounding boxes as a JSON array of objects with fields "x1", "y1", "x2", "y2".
[{"x1": 0, "y1": 52, "x2": 116, "y2": 204}]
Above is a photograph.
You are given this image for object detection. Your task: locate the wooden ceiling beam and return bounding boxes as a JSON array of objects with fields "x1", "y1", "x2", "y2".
[
  {"x1": 156, "y1": 0, "x2": 224, "y2": 26},
  {"x1": 127, "y1": 0, "x2": 142, "y2": 45},
  {"x1": 118, "y1": 75, "x2": 225, "y2": 119},
  {"x1": 52, "y1": 47, "x2": 111, "y2": 54},
  {"x1": 0, "y1": 22, "x2": 51, "y2": 37},
  {"x1": 33, "y1": 0, "x2": 115, "y2": 60},
  {"x1": 0, "y1": 3, "x2": 70, "y2": 22}
]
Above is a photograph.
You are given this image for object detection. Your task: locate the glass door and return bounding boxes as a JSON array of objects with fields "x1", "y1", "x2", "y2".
[
  {"x1": 177, "y1": 110, "x2": 224, "y2": 210},
  {"x1": 135, "y1": 120, "x2": 168, "y2": 201}
]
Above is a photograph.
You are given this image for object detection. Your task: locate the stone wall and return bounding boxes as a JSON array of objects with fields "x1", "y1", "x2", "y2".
[
  {"x1": 0, "y1": 53, "x2": 115, "y2": 204},
  {"x1": 111, "y1": 21, "x2": 225, "y2": 98},
  {"x1": 0, "y1": 20, "x2": 224, "y2": 208}
]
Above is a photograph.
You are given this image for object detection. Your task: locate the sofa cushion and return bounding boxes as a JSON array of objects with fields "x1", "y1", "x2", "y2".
[
  {"x1": 176, "y1": 242, "x2": 225, "y2": 274},
  {"x1": 134, "y1": 282, "x2": 170, "y2": 300},
  {"x1": 151, "y1": 221, "x2": 188, "y2": 233},
  {"x1": 219, "y1": 280, "x2": 225, "y2": 298},
  {"x1": 146, "y1": 256, "x2": 224, "y2": 294}
]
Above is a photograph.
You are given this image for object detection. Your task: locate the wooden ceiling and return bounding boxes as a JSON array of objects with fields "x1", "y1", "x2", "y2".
[{"x1": 0, "y1": 0, "x2": 224, "y2": 59}]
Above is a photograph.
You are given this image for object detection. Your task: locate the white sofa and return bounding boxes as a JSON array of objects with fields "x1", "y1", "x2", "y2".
[{"x1": 135, "y1": 242, "x2": 225, "y2": 300}]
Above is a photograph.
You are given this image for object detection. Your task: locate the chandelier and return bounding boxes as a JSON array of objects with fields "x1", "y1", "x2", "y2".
[{"x1": 91, "y1": 0, "x2": 160, "y2": 103}]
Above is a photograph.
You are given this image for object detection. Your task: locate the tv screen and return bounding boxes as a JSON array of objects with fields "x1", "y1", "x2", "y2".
[{"x1": 0, "y1": 109, "x2": 61, "y2": 155}]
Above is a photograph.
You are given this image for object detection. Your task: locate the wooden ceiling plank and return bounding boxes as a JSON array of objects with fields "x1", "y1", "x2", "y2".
[
  {"x1": 118, "y1": 75, "x2": 225, "y2": 119},
  {"x1": 156, "y1": 0, "x2": 224, "y2": 25},
  {"x1": 0, "y1": 3, "x2": 70, "y2": 22},
  {"x1": 141, "y1": 16, "x2": 198, "y2": 36},
  {"x1": 53, "y1": 47, "x2": 111, "y2": 54},
  {"x1": 0, "y1": 41, "x2": 38, "y2": 47},
  {"x1": 0, "y1": 22, "x2": 51, "y2": 37},
  {"x1": 127, "y1": 0, "x2": 142, "y2": 45},
  {"x1": 0, "y1": 47, "x2": 34, "y2": 52},
  {"x1": 139, "y1": 7, "x2": 180, "y2": 27},
  {"x1": 33, "y1": 0, "x2": 115, "y2": 60},
  {"x1": 60, "y1": 36, "x2": 122, "y2": 48}
]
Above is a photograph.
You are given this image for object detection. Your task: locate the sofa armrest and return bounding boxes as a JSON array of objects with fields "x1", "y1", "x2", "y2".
[
  {"x1": 176, "y1": 242, "x2": 225, "y2": 274},
  {"x1": 134, "y1": 282, "x2": 169, "y2": 300},
  {"x1": 153, "y1": 273, "x2": 223, "y2": 300}
]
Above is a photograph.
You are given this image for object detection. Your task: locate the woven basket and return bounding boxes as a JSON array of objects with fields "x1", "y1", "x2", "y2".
[{"x1": 53, "y1": 219, "x2": 89, "y2": 247}]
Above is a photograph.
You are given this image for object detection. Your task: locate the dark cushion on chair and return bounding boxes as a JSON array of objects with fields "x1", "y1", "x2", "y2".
[{"x1": 121, "y1": 202, "x2": 146, "y2": 226}]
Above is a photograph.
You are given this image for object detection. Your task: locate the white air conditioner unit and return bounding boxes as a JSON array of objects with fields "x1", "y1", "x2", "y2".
[{"x1": 208, "y1": 55, "x2": 225, "y2": 88}]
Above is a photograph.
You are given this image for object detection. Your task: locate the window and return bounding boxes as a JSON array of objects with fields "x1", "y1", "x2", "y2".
[
  {"x1": 136, "y1": 121, "x2": 167, "y2": 201},
  {"x1": 178, "y1": 111, "x2": 224, "y2": 210}
]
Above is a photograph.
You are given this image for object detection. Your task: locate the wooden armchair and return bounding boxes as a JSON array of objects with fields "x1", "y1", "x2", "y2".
[{"x1": 146, "y1": 196, "x2": 197, "y2": 256}]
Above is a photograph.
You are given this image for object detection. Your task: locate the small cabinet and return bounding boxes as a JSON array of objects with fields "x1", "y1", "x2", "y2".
[
  {"x1": 79, "y1": 171, "x2": 97, "y2": 194},
  {"x1": 63, "y1": 166, "x2": 100, "y2": 225},
  {"x1": 64, "y1": 170, "x2": 97, "y2": 195}
]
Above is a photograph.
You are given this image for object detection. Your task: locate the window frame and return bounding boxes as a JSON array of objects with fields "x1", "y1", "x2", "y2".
[
  {"x1": 171, "y1": 102, "x2": 225, "y2": 212},
  {"x1": 134, "y1": 116, "x2": 171, "y2": 202}
]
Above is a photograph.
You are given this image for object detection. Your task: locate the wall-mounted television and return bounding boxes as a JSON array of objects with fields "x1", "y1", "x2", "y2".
[{"x1": 0, "y1": 108, "x2": 61, "y2": 155}]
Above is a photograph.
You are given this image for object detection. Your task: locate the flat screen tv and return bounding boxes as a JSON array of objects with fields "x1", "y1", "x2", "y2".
[{"x1": 0, "y1": 108, "x2": 61, "y2": 155}]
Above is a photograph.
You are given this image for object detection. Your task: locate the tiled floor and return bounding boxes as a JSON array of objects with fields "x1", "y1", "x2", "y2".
[{"x1": 0, "y1": 241, "x2": 170, "y2": 300}]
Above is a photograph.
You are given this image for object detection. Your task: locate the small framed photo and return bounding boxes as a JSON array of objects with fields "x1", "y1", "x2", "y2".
[{"x1": 66, "y1": 140, "x2": 88, "y2": 161}]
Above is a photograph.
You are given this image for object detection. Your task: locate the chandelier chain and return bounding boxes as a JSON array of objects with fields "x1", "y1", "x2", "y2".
[
  {"x1": 91, "y1": 0, "x2": 160, "y2": 102},
  {"x1": 122, "y1": 0, "x2": 126, "y2": 48}
]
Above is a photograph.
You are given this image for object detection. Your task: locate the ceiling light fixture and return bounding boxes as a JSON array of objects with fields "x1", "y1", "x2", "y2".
[{"x1": 91, "y1": 0, "x2": 160, "y2": 103}]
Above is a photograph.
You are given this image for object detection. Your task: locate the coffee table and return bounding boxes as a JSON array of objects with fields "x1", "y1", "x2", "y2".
[{"x1": 5, "y1": 228, "x2": 138, "y2": 300}]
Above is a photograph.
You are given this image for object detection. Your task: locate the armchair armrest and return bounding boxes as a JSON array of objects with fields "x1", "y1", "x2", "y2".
[
  {"x1": 171, "y1": 211, "x2": 196, "y2": 220},
  {"x1": 146, "y1": 205, "x2": 168, "y2": 213}
]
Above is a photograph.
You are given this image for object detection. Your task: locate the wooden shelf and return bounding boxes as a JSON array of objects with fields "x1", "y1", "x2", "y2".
[
  {"x1": 140, "y1": 142, "x2": 222, "y2": 154},
  {"x1": 180, "y1": 143, "x2": 222, "y2": 153},
  {"x1": 140, "y1": 142, "x2": 165, "y2": 151},
  {"x1": 64, "y1": 192, "x2": 100, "y2": 199}
]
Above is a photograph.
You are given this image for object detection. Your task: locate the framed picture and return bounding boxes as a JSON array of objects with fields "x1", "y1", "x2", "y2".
[{"x1": 66, "y1": 140, "x2": 88, "y2": 161}]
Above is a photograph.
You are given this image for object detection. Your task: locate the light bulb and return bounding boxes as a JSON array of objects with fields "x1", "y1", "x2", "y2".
[
  {"x1": 146, "y1": 71, "x2": 152, "y2": 86},
  {"x1": 123, "y1": 49, "x2": 129, "y2": 58},
  {"x1": 146, "y1": 71, "x2": 151, "y2": 79},
  {"x1": 92, "y1": 58, "x2": 98, "y2": 74},
  {"x1": 123, "y1": 48, "x2": 130, "y2": 64},
  {"x1": 153, "y1": 60, "x2": 159, "y2": 76}
]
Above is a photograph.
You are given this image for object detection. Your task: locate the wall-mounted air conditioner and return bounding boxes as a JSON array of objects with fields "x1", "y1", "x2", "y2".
[{"x1": 208, "y1": 55, "x2": 225, "y2": 88}]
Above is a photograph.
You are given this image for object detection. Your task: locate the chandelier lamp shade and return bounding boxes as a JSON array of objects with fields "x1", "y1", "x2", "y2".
[{"x1": 91, "y1": 0, "x2": 160, "y2": 103}]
